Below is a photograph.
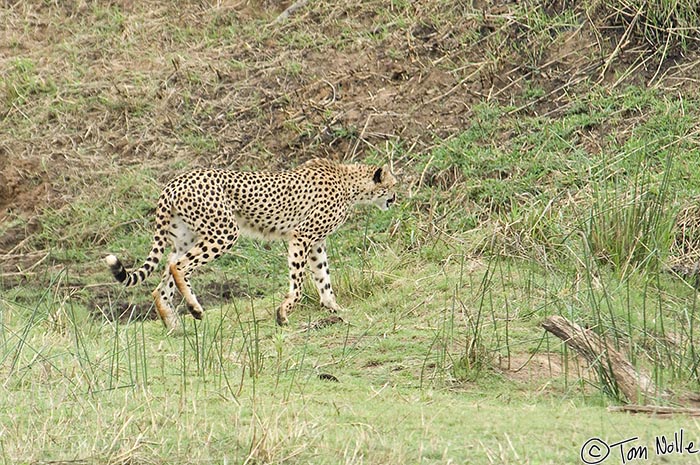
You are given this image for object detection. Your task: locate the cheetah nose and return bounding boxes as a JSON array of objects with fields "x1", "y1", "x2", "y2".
[{"x1": 387, "y1": 193, "x2": 396, "y2": 206}]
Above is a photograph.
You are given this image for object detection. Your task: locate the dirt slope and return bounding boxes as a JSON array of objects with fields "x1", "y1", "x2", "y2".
[{"x1": 1, "y1": 0, "x2": 698, "y2": 250}]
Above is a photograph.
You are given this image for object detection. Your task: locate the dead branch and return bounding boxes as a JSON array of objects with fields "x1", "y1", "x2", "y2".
[
  {"x1": 542, "y1": 315, "x2": 664, "y2": 404},
  {"x1": 609, "y1": 405, "x2": 700, "y2": 416},
  {"x1": 597, "y1": 4, "x2": 643, "y2": 83}
]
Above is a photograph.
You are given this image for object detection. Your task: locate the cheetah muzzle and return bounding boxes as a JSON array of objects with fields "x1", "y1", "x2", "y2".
[{"x1": 105, "y1": 158, "x2": 398, "y2": 331}]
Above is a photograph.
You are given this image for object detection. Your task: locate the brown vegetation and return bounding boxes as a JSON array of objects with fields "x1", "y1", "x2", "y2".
[{"x1": 2, "y1": 1, "x2": 698, "y2": 221}]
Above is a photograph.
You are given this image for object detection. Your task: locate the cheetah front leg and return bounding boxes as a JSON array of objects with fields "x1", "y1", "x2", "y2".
[
  {"x1": 277, "y1": 235, "x2": 310, "y2": 326},
  {"x1": 309, "y1": 240, "x2": 341, "y2": 313}
]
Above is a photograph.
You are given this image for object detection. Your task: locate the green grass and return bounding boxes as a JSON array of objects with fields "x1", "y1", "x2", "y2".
[
  {"x1": 5, "y1": 82, "x2": 700, "y2": 464},
  {"x1": 1, "y1": 261, "x2": 699, "y2": 463},
  {"x1": 1, "y1": 58, "x2": 57, "y2": 110}
]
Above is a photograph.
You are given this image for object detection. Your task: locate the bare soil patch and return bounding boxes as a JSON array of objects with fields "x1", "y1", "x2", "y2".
[
  {"x1": 0, "y1": 156, "x2": 51, "y2": 219},
  {"x1": 500, "y1": 352, "x2": 595, "y2": 389},
  {"x1": 86, "y1": 278, "x2": 258, "y2": 322}
]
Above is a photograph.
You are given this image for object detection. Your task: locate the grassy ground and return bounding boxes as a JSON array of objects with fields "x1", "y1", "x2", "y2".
[{"x1": 3, "y1": 1, "x2": 700, "y2": 464}]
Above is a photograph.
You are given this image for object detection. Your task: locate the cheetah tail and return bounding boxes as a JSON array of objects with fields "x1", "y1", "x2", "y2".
[
  {"x1": 104, "y1": 196, "x2": 170, "y2": 287},
  {"x1": 104, "y1": 246, "x2": 163, "y2": 287}
]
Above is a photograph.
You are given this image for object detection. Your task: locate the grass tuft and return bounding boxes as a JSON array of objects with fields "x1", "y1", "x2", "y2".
[
  {"x1": 585, "y1": 152, "x2": 676, "y2": 275},
  {"x1": 594, "y1": 0, "x2": 700, "y2": 51}
]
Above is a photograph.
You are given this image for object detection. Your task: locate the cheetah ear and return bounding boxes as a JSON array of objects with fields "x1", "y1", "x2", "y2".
[{"x1": 373, "y1": 167, "x2": 383, "y2": 184}]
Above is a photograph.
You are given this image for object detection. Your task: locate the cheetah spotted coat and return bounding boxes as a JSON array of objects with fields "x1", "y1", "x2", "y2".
[{"x1": 106, "y1": 158, "x2": 397, "y2": 330}]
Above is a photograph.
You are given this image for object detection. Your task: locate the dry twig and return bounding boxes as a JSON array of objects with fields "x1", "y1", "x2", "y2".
[{"x1": 270, "y1": 0, "x2": 309, "y2": 25}]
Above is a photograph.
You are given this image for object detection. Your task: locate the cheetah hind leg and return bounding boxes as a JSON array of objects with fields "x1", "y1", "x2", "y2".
[
  {"x1": 170, "y1": 261, "x2": 205, "y2": 320},
  {"x1": 155, "y1": 215, "x2": 196, "y2": 331},
  {"x1": 170, "y1": 237, "x2": 236, "y2": 321},
  {"x1": 152, "y1": 254, "x2": 181, "y2": 331},
  {"x1": 152, "y1": 287, "x2": 179, "y2": 331}
]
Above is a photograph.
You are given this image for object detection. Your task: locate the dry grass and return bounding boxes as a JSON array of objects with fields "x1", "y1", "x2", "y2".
[
  {"x1": 670, "y1": 199, "x2": 700, "y2": 275},
  {"x1": 2, "y1": 0, "x2": 699, "y2": 228}
]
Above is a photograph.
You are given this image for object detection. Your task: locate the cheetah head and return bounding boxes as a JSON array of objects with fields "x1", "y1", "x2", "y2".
[{"x1": 363, "y1": 164, "x2": 397, "y2": 211}]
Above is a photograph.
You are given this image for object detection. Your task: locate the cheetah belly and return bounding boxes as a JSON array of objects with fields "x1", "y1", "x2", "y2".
[{"x1": 233, "y1": 213, "x2": 294, "y2": 241}]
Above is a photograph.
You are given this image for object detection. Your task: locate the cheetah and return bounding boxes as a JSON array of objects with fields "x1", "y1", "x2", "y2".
[{"x1": 105, "y1": 158, "x2": 397, "y2": 330}]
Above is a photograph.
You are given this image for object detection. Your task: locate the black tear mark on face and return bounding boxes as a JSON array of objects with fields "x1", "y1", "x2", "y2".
[{"x1": 373, "y1": 167, "x2": 382, "y2": 184}]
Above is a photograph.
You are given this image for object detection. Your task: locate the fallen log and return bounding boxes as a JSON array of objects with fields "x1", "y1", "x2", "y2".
[
  {"x1": 542, "y1": 315, "x2": 664, "y2": 404},
  {"x1": 609, "y1": 405, "x2": 700, "y2": 416}
]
